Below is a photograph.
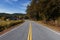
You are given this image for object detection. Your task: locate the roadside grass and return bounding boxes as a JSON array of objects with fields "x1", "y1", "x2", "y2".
[{"x1": 0, "y1": 20, "x2": 24, "y2": 32}]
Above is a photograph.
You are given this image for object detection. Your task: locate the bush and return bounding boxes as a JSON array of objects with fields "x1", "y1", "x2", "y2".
[
  {"x1": 0, "y1": 26, "x2": 5, "y2": 32},
  {"x1": 0, "y1": 20, "x2": 24, "y2": 32}
]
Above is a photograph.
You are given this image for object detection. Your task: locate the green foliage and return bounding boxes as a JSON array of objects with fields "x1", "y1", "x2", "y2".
[{"x1": 26, "y1": 0, "x2": 60, "y2": 21}]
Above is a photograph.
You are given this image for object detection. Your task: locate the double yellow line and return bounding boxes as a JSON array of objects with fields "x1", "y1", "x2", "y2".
[{"x1": 27, "y1": 23, "x2": 32, "y2": 40}]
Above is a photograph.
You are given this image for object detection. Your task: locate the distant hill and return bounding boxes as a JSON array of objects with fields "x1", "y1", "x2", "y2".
[
  {"x1": 12, "y1": 13, "x2": 26, "y2": 16},
  {"x1": 0, "y1": 13, "x2": 26, "y2": 20},
  {"x1": 0, "y1": 13, "x2": 25, "y2": 17}
]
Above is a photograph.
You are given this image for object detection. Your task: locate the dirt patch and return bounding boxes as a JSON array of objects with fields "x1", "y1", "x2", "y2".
[{"x1": 37, "y1": 21, "x2": 60, "y2": 32}]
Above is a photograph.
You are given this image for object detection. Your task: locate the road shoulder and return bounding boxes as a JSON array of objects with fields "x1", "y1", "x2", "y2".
[{"x1": 36, "y1": 21, "x2": 60, "y2": 33}]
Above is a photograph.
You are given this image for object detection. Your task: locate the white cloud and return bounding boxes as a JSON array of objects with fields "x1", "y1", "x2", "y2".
[
  {"x1": 18, "y1": 1, "x2": 31, "y2": 10},
  {"x1": 5, "y1": 0, "x2": 13, "y2": 4},
  {"x1": 21, "y1": 1, "x2": 31, "y2": 7},
  {"x1": 5, "y1": 0, "x2": 18, "y2": 4}
]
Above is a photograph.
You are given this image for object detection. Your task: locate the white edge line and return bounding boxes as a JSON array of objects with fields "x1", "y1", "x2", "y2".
[
  {"x1": 33, "y1": 21, "x2": 60, "y2": 35},
  {"x1": 0, "y1": 22, "x2": 25, "y2": 37},
  {"x1": 43, "y1": 25, "x2": 60, "y2": 35},
  {"x1": 39, "y1": 23, "x2": 60, "y2": 35}
]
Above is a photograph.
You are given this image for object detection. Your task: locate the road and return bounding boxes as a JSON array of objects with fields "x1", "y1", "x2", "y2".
[{"x1": 0, "y1": 21, "x2": 60, "y2": 40}]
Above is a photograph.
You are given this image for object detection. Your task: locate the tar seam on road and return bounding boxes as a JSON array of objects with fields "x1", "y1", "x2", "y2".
[{"x1": 27, "y1": 23, "x2": 32, "y2": 40}]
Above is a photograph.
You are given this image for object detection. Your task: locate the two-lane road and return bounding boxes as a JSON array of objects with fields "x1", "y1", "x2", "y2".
[{"x1": 0, "y1": 21, "x2": 60, "y2": 40}]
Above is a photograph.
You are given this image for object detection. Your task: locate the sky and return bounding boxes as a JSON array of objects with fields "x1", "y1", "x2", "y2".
[{"x1": 0, "y1": 0, "x2": 31, "y2": 14}]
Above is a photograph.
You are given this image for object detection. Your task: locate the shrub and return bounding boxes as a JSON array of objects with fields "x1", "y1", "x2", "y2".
[{"x1": 0, "y1": 20, "x2": 24, "y2": 32}]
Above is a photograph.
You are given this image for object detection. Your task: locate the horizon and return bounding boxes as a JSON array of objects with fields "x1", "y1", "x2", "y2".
[
  {"x1": 0, "y1": 12, "x2": 26, "y2": 14},
  {"x1": 0, "y1": 0, "x2": 31, "y2": 14}
]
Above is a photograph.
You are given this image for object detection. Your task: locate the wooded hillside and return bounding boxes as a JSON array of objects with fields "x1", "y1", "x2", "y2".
[{"x1": 26, "y1": 0, "x2": 60, "y2": 26}]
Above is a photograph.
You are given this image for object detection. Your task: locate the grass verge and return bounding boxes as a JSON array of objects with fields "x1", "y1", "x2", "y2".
[{"x1": 0, "y1": 20, "x2": 24, "y2": 32}]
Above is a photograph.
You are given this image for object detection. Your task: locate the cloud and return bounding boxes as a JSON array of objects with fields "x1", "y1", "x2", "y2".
[
  {"x1": 1, "y1": 0, "x2": 30, "y2": 13},
  {"x1": 21, "y1": 1, "x2": 31, "y2": 7},
  {"x1": 5, "y1": 0, "x2": 13, "y2": 4},
  {"x1": 5, "y1": 0, "x2": 18, "y2": 4},
  {"x1": 18, "y1": 1, "x2": 31, "y2": 10}
]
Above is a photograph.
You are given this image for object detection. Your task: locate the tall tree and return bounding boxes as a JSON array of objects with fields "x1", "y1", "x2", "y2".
[{"x1": 26, "y1": 0, "x2": 60, "y2": 21}]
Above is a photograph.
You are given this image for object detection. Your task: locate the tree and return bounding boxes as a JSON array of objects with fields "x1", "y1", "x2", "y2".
[{"x1": 26, "y1": 0, "x2": 60, "y2": 21}]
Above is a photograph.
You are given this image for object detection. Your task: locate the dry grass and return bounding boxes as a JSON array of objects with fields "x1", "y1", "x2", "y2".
[
  {"x1": 0, "y1": 20, "x2": 24, "y2": 35},
  {"x1": 0, "y1": 20, "x2": 24, "y2": 32},
  {"x1": 0, "y1": 20, "x2": 23, "y2": 26}
]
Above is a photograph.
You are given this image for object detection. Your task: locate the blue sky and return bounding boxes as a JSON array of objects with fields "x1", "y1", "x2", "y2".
[{"x1": 0, "y1": 0, "x2": 31, "y2": 14}]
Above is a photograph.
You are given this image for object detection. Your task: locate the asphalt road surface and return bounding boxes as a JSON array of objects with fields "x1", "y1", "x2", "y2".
[{"x1": 0, "y1": 21, "x2": 60, "y2": 40}]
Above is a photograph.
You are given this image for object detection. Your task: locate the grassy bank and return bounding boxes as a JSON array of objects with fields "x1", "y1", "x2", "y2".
[{"x1": 0, "y1": 20, "x2": 24, "y2": 32}]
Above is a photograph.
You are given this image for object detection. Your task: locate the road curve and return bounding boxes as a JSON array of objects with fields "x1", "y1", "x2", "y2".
[{"x1": 0, "y1": 21, "x2": 60, "y2": 40}]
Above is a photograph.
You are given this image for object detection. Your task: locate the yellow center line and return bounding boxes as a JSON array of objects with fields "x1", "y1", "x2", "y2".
[{"x1": 27, "y1": 23, "x2": 32, "y2": 40}]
